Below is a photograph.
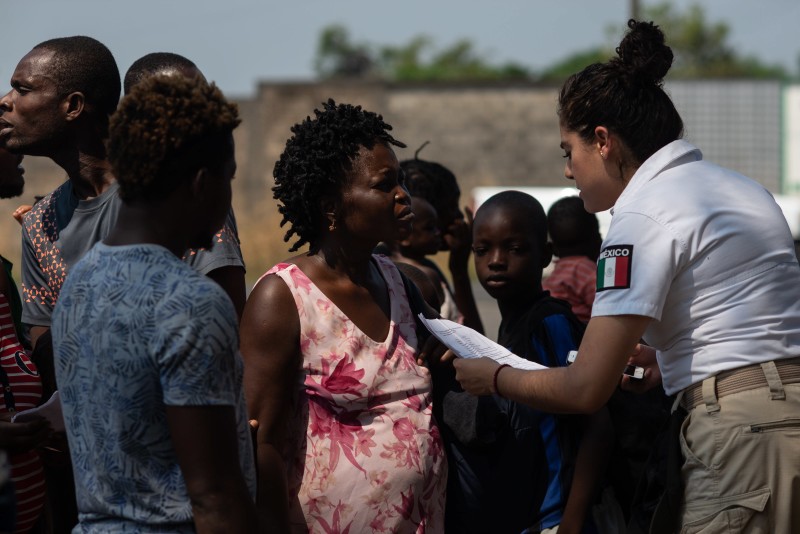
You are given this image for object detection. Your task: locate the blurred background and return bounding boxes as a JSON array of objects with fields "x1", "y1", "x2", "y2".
[{"x1": 2, "y1": 0, "x2": 799, "y2": 333}]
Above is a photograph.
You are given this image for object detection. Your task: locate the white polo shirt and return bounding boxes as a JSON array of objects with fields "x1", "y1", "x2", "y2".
[{"x1": 592, "y1": 140, "x2": 800, "y2": 394}]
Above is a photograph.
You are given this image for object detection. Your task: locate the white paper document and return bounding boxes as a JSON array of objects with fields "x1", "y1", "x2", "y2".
[
  {"x1": 418, "y1": 315, "x2": 547, "y2": 371},
  {"x1": 12, "y1": 390, "x2": 65, "y2": 433}
]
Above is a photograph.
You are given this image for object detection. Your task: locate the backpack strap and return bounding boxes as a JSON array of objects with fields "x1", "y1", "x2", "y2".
[
  {"x1": 398, "y1": 269, "x2": 436, "y2": 344},
  {"x1": 526, "y1": 295, "x2": 586, "y2": 368}
]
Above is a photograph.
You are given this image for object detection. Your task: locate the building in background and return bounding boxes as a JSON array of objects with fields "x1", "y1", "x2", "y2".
[{"x1": 3, "y1": 79, "x2": 797, "y2": 284}]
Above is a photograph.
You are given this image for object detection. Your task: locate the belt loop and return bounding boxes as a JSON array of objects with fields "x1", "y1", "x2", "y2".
[
  {"x1": 702, "y1": 376, "x2": 720, "y2": 414},
  {"x1": 760, "y1": 361, "x2": 786, "y2": 400},
  {"x1": 671, "y1": 390, "x2": 684, "y2": 414}
]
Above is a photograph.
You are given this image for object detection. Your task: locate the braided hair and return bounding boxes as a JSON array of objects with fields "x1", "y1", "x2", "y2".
[
  {"x1": 400, "y1": 142, "x2": 460, "y2": 217},
  {"x1": 273, "y1": 99, "x2": 405, "y2": 252}
]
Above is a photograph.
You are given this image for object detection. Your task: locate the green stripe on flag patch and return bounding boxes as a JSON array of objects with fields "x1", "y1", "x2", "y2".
[{"x1": 596, "y1": 245, "x2": 633, "y2": 291}]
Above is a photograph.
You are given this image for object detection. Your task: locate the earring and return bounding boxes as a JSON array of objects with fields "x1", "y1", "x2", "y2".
[
  {"x1": 329, "y1": 220, "x2": 336, "y2": 232},
  {"x1": 600, "y1": 150, "x2": 607, "y2": 160}
]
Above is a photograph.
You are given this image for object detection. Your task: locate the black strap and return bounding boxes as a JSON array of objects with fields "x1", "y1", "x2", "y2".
[{"x1": 398, "y1": 270, "x2": 434, "y2": 341}]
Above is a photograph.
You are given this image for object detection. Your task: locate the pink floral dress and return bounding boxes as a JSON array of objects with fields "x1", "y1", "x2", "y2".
[{"x1": 264, "y1": 255, "x2": 447, "y2": 533}]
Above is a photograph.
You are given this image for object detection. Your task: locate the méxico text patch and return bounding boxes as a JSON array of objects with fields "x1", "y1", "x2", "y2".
[{"x1": 596, "y1": 245, "x2": 633, "y2": 291}]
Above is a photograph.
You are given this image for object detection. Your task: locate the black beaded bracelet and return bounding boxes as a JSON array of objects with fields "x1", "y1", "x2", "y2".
[{"x1": 493, "y1": 364, "x2": 511, "y2": 397}]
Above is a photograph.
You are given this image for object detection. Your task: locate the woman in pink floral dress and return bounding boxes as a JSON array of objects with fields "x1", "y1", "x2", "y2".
[{"x1": 241, "y1": 100, "x2": 447, "y2": 533}]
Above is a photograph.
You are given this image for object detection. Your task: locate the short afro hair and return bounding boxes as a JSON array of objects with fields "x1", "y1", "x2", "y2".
[
  {"x1": 124, "y1": 52, "x2": 201, "y2": 95},
  {"x1": 272, "y1": 99, "x2": 405, "y2": 253},
  {"x1": 33, "y1": 36, "x2": 120, "y2": 119},
  {"x1": 475, "y1": 190, "x2": 548, "y2": 256},
  {"x1": 547, "y1": 196, "x2": 600, "y2": 248},
  {"x1": 107, "y1": 74, "x2": 240, "y2": 203}
]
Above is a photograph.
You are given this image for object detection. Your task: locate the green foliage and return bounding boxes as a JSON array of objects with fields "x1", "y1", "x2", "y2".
[
  {"x1": 646, "y1": 3, "x2": 787, "y2": 79},
  {"x1": 314, "y1": 25, "x2": 376, "y2": 79},
  {"x1": 526, "y1": 2, "x2": 788, "y2": 82},
  {"x1": 539, "y1": 49, "x2": 613, "y2": 83},
  {"x1": 314, "y1": 25, "x2": 531, "y2": 82},
  {"x1": 313, "y1": 3, "x2": 791, "y2": 83}
]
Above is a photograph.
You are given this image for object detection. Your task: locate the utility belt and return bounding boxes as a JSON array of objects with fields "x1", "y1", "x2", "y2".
[{"x1": 680, "y1": 356, "x2": 800, "y2": 411}]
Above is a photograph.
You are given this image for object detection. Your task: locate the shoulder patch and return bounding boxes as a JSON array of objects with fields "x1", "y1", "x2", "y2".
[{"x1": 596, "y1": 245, "x2": 633, "y2": 291}]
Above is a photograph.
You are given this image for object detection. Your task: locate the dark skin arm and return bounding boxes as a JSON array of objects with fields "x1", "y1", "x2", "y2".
[
  {"x1": 445, "y1": 207, "x2": 484, "y2": 334},
  {"x1": 558, "y1": 407, "x2": 614, "y2": 534},
  {"x1": 240, "y1": 274, "x2": 302, "y2": 533},
  {"x1": 0, "y1": 263, "x2": 13, "y2": 305},
  {"x1": 0, "y1": 416, "x2": 51, "y2": 454},
  {"x1": 166, "y1": 405, "x2": 259, "y2": 534},
  {"x1": 206, "y1": 265, "x2": 247, "y2": 322},
  {"x1": 29, "y1": 326, "x2": 49, "y2": 352}
]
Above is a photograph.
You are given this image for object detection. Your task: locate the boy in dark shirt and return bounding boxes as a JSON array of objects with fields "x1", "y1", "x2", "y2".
[{"x1": 438, "y1": 190, "x2": 614, "y2": 533}]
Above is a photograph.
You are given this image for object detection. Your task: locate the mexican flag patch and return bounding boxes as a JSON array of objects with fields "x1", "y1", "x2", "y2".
[{"x1": 597, "y1": 245, "x2": 633, "y2": 291}]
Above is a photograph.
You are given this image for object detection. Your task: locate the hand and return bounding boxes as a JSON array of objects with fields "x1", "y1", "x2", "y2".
[
  {"x1": 12, "y1": 204, "x2": 32, "y2": 225},
  {"x1": 620, "y1": 343, "x2": 662, "y2": 394},
  {"x1": 445, "y1": 207, "x2": 473, "y2": 271},
  {"x1": 0, "y1": 417, "x2": 51, "y2": 453},
  {"x1": 416, "y1": 336, "x2": 450, "y2": 368},
  {"x1": 439, "y1": 349, "x2": 457, "y2": 365},
  {"x1": 453, "y1": 357, "x2": 499, "y2": 396}
]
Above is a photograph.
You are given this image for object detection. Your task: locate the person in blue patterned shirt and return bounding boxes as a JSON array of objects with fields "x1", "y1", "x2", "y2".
[{"x1": 51, "y1": 74, "x2": 258, "y2": 533}]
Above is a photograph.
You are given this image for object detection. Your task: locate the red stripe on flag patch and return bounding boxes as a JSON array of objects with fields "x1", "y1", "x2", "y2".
[{"x1": 614, "y1": 255, "x2": 629, "y2": 286}]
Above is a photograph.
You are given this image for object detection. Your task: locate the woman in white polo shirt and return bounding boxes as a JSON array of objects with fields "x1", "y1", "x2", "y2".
[{"x1": 452, "y1": 19, "x2": 800, "y2": 533}]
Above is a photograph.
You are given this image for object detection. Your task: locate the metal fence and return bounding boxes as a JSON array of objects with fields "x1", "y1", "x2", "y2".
[{"x1": 666, "y1": 80, "x2": 784, "y2": 193}]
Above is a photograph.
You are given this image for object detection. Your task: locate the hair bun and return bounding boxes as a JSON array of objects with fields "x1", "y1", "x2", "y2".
[{"x1": 614, "y1": 19, "x2": 673, "y2": 85}]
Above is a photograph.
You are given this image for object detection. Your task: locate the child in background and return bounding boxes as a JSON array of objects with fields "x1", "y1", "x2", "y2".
[
  {"x1": 401, "y1": 151, "x2": 484, "y2": 332},
  {"x1": 395, "y1": 258, "x2": 443, "y2": 314},
  {"x1": 543, "y1": 197, "x2": 667, "y2": 529},
  {"x1": 436, "y1": 190, "x2": 614, "y2": 533},
  {"x1": 543, "y1": 196, "x2": 602, "y2": 323},
  {"x1": 392, "y1": 196, "x2": 447, "y2": 313}
]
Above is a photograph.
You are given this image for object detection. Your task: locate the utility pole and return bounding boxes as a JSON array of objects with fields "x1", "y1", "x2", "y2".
[{"x1": 630, "y1": 0, "x2": 641, "y2": 20}]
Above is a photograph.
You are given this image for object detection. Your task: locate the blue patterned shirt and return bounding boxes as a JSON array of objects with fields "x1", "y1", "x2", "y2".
[{"x1": 53, "y1": 243, "x2": 255, "y2": 533}]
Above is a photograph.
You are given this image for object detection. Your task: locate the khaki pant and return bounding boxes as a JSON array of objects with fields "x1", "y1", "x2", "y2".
[{"x1": 678, "y1": 361, "x2": 800, "y2": 533}]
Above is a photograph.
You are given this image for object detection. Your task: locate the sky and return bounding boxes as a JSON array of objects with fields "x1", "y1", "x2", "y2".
[{"x1": 2, "y1": 0, "x2": 799, "y2": 98}]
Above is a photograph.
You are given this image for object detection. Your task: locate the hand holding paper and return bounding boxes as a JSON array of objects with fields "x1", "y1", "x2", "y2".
[
  {"x1": 417, "y1": 315, "x2": 547, "y2": 371},
  {"x1": 12, "y1": 390, "x2": 65, "y2": 433}
]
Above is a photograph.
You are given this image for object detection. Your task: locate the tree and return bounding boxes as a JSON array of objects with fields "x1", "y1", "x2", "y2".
[
  {"x1": 648, "y1": 3, "x2": 786, "y2": 78},
  {"x1": 539, "y1": 2, "x2": 788, "y2": 82},
  {"x1": 314, "y1": 25, "x2": 376, "y2": 79},
  {"x1": 539, "y1": 49, "x2": 614, "y2": 83},
  {"x1": 314, "y1": 4, "x2": 789, "y2": 83},
  {"x1": 313, "y1": 25, "x2": 531, "y2": 82}
]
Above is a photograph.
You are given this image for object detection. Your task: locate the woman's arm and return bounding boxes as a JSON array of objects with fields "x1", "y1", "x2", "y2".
[
  {"x1": 240, "y1": 274, "x2": 303, "y2": 533},
  {"x1": 206, "y1": 266, "x2": 247, "y2": 322},
  {"x1": 454, "y1": 315, "x2": 651, "y2": 413}
]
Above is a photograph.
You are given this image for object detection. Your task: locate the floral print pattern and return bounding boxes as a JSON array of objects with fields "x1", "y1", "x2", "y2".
[{"x1": 265, "y1": 256, "x2": 446, "y2": 533}]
